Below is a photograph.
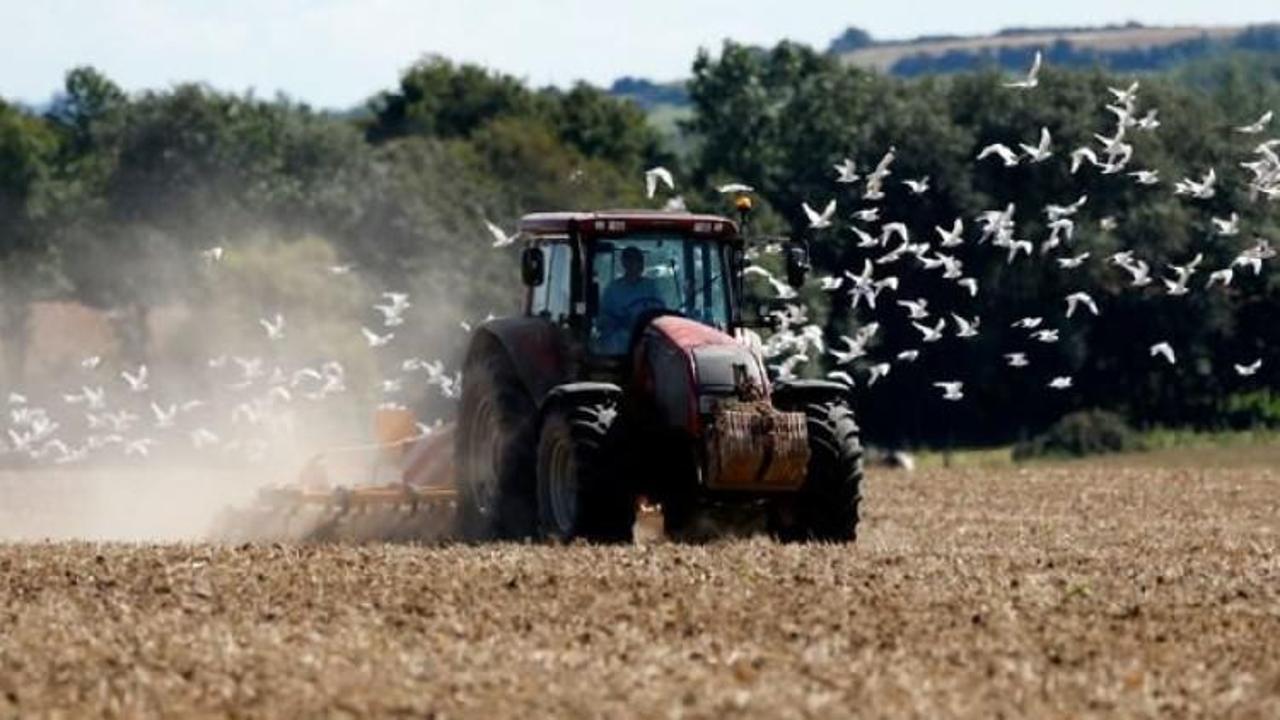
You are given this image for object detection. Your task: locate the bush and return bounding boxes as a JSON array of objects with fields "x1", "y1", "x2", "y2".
[{"x1": 1013, "y1": 410, "x2": 1146, "y2": 461}]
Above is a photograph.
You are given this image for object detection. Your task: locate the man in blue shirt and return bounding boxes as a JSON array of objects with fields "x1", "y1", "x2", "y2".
[{"x1": 598, "y1": 246, "x2": 666, "y2": 354}]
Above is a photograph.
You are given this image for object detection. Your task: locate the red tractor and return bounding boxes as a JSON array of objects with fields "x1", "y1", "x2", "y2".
[{"x1": 455, "y1": 207, "x2": 863, "y2": 542}]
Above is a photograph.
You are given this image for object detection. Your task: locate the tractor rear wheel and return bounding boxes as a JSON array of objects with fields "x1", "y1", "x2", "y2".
[
  {"x1": 455, "y1": 350, "x2": 538, "y2": 541},
  {"x1": 536, "y1": 399, "x2": 633, "y2": 543},
  {"x1": 773, "y1": 401, "x2": 863, "y2": 543}
]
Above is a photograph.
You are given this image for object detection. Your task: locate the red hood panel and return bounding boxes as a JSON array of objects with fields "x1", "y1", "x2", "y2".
[{"x1": 649, "y1": 315, "x2": 736, "y2": 352}]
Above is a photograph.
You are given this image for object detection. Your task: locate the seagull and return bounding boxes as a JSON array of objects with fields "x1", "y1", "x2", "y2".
[
  {"x1": 897, "y1": 298, "x2": 930, "y2": 319},
  {"x1": 956, "y1": 277, "x2": 979, "y2": 297},
  {"x1": 913, "y1": 318, "x2": 946, "y2": 343},
  {"x1": 1065, "y1": 292, "x2": 1099, "y2": 318},
  {"x1": 1005, "y1": 353, "x2": 1029, "y2": 368},
  {"x1": 1048, "y1": 376, "x2": 1073, "y2": 390},
  {"x1": 716, "y1": 182, "x2": 754, "y2": 194},
  {"x1": 1108, "y1": 80, "x2": 1140, "y2": 106},
  {"x1": 851, "y1": 207, "x2": 880, "y2": 223},
  {"x1": 121, "y1": 365, "x2": 148, "y2": 393},
  {"x1": 329, "y1": 263, "x2": 355, "y2": 275},
  {"x1": 644, "y1": 166, "x2": 675, "y2": 198},
  {"x1": 1116, "y1": 257, "x2": 1153, "y2": 287},
  {"x1": 867, "y1": 363, "x2": 892, "y2": 386},
  {"x1": 1019, "y1": 127, "x2": 1053, "y2": 163},
  {"x1": 1150, "y1": 342, "x2": 1177, "y2": 365},
  {"x1": 1003, "y1": 50, "x2": 1042, "y2": 89},
  {"x1": 1128, "y1": 169, "x2": 1160, "y2": 185},
  {"x1": 1012, "y1": 317, "x2": 1043, "y2": 329},
  {"x1": 1211, "y1": 213, "x2": 1240, "y2": 237},
  {"x1": 200, "y1": 246, "x2": 224, "y2": 264},
  {"x1": 1032, "y1": 329, "x2": 1060, "y2": 343},
  {"x1": 935, "y1": 218, "x2": 965, "y2": 247},
  {"x1": 902, "y1": 176, "x2": 930, "y2": 195},
  {"x1": 1235, "y1": 110, "x2": 1273, "y2": 135},
  {"x1": 1057, "y1": 252, "x2": 1090, "y2": 269},
  {"x1": 978, "y1": 143, "x2": 1020, "y2": 167},
  {"x1": 81, "y1": 356, "x2": 102, "y2": 370},
  {"x1": 1205, "y1": 268, "x2": 1234, "y2": 289},
  {"x1": 826, "y1": 370, "x2": 856, "y2": 387},
  {"x1": 484, "y1": 219, "x2": 519, "y2": 248},
  {"x1": 259, "y1": 313, "x2": 285, "y2": 341},
  {"x1": 150, "y1": 402, "x2": 178, "y2": 428},
  {"x1": 1234, "y1": 359, "x2": 1263, "y2": 377},
  {"x1": 851, "y1": 225, "x2": 880, "y2": 248},
  {"x1": 934, "y1": 381, "x2": 964, "y2": 401},
  {"x1": 1070, "y1": 147, "x2": 1099, "y2": 174},
  {"x1": 896, "y1": 349, "x2": 920, "y2": 363},
  {"x1": 802, "y1": 200, "x2": 837, "y2": 229},
  {"x1": 951, "y1": 313, "x2": 980, "y2": 338},
  {"x1": 833, "y1": 158, "x2": 859, "y2": 184},
  {"x1": 361, "y1": 327, "x2": 395, "y2": 348},
  {"x1": 123, "y1": 438, "x2": 156, "y2": 458},
  {"x1": 1174, "y1": 168, "x2": 1217, "y2": 199}
]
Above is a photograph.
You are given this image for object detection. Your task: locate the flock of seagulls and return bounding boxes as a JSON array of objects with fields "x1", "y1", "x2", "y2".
[
  {"x1": 1, "y1": 259, "x2": 468, "y2": 466},
  {"x1": 733, "y1": 55, "x2": 1276, "y2": 403}
]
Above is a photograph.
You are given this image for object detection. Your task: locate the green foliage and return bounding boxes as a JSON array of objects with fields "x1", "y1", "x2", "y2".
[{"x1": 1013, "y1": 410, "x2": 1146, "y2": 461}]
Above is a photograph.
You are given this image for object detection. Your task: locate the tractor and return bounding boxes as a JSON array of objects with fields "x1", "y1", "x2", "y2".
[{"x1": 454, "y1": 206, "x2": 863, "y2": 543}]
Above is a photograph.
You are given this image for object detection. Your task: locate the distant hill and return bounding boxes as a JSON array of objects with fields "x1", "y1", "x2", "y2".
[
  {"x1": 832, "y1": 22, "x2": 1280, "y2": 76},
  {"x1": 609, "y1": 22, "x2": 1280, "y2": 112}
]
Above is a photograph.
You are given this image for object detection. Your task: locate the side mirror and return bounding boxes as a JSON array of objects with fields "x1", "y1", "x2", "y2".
[
  {"x1": 521, "y1": 247, "x2": 544, "y2": 286},
  {"x1": 784, "y1": 243, "x2": 810, "y2": 288}
]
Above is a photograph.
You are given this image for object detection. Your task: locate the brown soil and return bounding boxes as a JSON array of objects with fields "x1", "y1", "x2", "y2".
[{"x1": 2, "y1": 461, "x2": 1278, "y2": 718}]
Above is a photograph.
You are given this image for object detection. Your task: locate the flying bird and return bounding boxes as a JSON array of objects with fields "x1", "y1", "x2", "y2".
[
  {"x1": 934, "y1": 381, "x2": 964, "y2": 401},
  {"x1": 361, "y1": 327, "x2": 395, "y2": 348},
  {"x1": 1004, "y1": 50, "x2": 1042, "y2": 89},
  {"x1": 484, "y1": 219, "x2": 519, "y2": 248},
  {"x1": 1235, "y1": 110, "x2": 1273, "y2": 135},
  {"x1": 978, "y1": 143, "x2": 1020, "y2": 167},
  {"x1": 1048, "y1": 376, "x2": 1073, "y2": 390},
  {"x1": 1150, "y1": 342, "x2": 1177, "y2": 365},
  {"x1": 1234, "y1": 359, "x2": 1263, "y2": 377},
  {"x1": 802, "y1": 200, "x2": 837, "y2": 229},
  {"x1": 1064, "y1": 292, "x2": 1099, "y2": 318},
  {"x1": 833, "y1": 158, "x2": 859, "y2": 184},
  {"x1": 259, "y1": 313, "x2": 285, "y2": 341},
  {"x1": 644, "y1": 166, "x2": 675, "y2": 198}
]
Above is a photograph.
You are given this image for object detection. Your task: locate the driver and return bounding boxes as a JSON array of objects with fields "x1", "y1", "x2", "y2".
[{"x1": 598, "y1": 246, "x2": 664, "y2": 353}]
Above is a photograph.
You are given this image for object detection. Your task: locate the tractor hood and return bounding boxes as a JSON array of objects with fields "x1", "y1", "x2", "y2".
[{"x1": 633, "y1": 316, "x2": 769, "y2": 431}]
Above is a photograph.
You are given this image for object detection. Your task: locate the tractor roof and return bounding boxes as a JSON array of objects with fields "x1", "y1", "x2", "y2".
[{"x1": 519, "y1": 210, "x2": 739, "y2": 239}]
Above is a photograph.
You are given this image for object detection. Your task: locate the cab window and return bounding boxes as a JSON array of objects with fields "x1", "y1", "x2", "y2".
[{"x1": 531, "y1": 243, "x2": 572, "y2": 322}]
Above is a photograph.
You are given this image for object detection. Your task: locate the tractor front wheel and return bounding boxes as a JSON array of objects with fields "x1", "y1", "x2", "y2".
[
  {"x1": 536, "y1": 400, "x2": 633, "y2": 543},
  {"x1": 772, "y1": 401, "x2": 863, "y2": 543}
]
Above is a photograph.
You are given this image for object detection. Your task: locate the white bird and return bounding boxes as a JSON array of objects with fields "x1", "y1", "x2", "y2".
[
  {"x1": 123, "y1": 438, "x2": 156, "y2": 458},
  {"x1": 833, "y1": 158, "x2": 859, "y2": 184},
  {"x1": 328, "y1": 263, "x2": 355, "y2": 275},
  {"x1": 1070, "y1": 147, "x2": 1099, "y2": 174},
  {"x1": 1003, "y1": 50, "x2": 1042, "y2": 89},
  {"x1": 121, "y1": 365, "x2": 148, "y2": 393},
  {"x1": 913, "y1": 318, "x2": 946, "y2": 343},
  {"x1": 1211, "y1": 213, "x2": 1240, "y2": 237},
  {"x1": 951, "y1": 313, "x2": 980, "y2": 338},
  {"x1": 716, "y1": 182, "x2": 754, "y2": 194},
  {"x1": 1205, "y1": 268, "x2": 1234, "y2": 289},
  {"x1": 1065, "y1": 291, "x2": 1099, "y2": 318},
  {"x1": 484, "y1": 219, "x2": 519, "y2": 248},
  {"x1": 1098, "y1": 216, "x2": 1118, "y2": 232},
  {"x1": 850, "y1": 225, "x2": 880, "y2": 248},
  {"x1": 933, "y1": 381, "x2": 964, "y2": 401},
  {"x1": 851, "y1": 207, "x2": 880, "y2": 223},
  {"x1": 1116, "y1": 257, "x2": 1153, "y2": 287},
  {"x1": 896, "y1": 349, "x2": 920, "y2": 363},
  {"x1": 1005, "y1": 353, "x2": 1029, "y2": 368},
  {"x1": 81, "y1": 356, "x2": 101, "y2": 370},
  {"x1": 935, "y1": 218, "x2": 964, "y2": 247},
  {"x1": 1032, "y1": 329, "x2": 1060, "y2": 343},
  {"x1": 826, "y1": 370, "x2": 856, "y2": 387},
  {"x1": 361, "y1": 327, "x2": 395, "y2": 347},
  {"x1": 1234, "y1": 359, "x2": 1263, "y2": 377},
  {"x1": 259, "y1": 313, "x2": 285, "y2": 341},
  {"x1": 1057, "y1": 252, "x2": 1090, "y2": 269},
  {"x1": 1048, "y1": 376, "x2": 1073, "y2": 390},
  {"x1": 802, "y1": 200, "x2": 837, "y2": 229},
  {"x1": 1235, "y1": 110, "x2": 1273, "y2": 135},
  {"x1": 150, "y1": 402, "x2": 178, "y2": 428},
  {"x1": 978, "y1": 143, "x2": 1020, "y2": 167},
  {"x1": 1128, "y1": 169, "x2": 1160, "y2": 185},
  {"x1": 1019, "y1": 127, "x2": 1053, "y2": 163},
  {"x1": 1011, "y1": 317, "x2": 1043, "y2": 330},
  {"x1": 200, "y1": 246, "x2": 224, "y2": 264},
  {"x1": 644, "y1": 166, "x2": 675, "y2": 198},
  {"x1": 902, "y1": 176, "x2": 930, "y2": 195},
  {"x1": 1150, "y1": 342, "x2": 1177, "y2": 365},
  {"x1": 1136, "y1": 108, "x2": 1161, "y2": 131},
  {"x1": 1174, "y1": 168, "x2": 1217, "y2": 199},
  {"x1": 956, "y1": 277, "x2": 979, "y2": 297},
  {"x1": 189, "y1": 428, "x2": 220, "y2": 449},
  {"x1": 1108, "y1": 80, "x2": 1140, "y2": 106},
  {"x1": 867, "y1": 363, "x2": 892, "y2": 386},
  {"x1": 897, "y1": 298, "x2": 930, "y2": 319}
]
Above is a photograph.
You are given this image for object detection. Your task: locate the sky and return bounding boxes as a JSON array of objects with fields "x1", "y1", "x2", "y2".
[{"x1": 2, "y1": 0, "x2": 1277, "y2": 109}]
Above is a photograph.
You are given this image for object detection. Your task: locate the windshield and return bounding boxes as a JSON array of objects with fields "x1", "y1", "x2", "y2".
[{"x1": 591, "y1": 234, "x2": 731, "y2": 355}]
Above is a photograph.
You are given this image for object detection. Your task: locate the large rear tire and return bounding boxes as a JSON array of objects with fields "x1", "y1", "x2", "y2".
[
  {"x1": 773, "y1": 401, "x2": 863, "y2": 543},
  {"x1": 536, "y1": 399, "x2": 634, "y2": 543},
  {"x1": 455, "y1": 350, "x2": 538, "y2": 541}
]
